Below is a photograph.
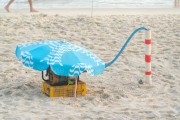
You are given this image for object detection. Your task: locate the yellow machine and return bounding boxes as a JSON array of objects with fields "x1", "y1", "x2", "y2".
[
  {"x1": 41, "y1": 68, "x2": 86, "y2": 97},
  {"x1": 42, "y1": 81, "x2": 86, "y2": 97}
]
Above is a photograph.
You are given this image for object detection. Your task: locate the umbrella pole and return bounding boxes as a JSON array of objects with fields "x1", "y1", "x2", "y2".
[
  {"x1": 74, "y1": 77, "x2": 77, "y2": 98},
  {"x1": 91, "y1": 0, "x2": 93, "y2": 17}
]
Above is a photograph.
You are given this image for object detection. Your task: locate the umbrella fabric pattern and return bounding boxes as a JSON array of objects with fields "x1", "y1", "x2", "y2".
[{"x1": 16, "y1": 40, "x2": 105, "y2": 76}]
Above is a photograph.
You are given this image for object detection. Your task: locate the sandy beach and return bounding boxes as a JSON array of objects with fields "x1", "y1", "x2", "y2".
[{"x1": 0, "y1": 8, "x2": 180, "y2": 119}]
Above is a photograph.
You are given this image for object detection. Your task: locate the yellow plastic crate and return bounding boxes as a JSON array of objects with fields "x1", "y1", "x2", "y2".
[{"x1": 42, "y1": 81, "x2": 86, "y2": 97}]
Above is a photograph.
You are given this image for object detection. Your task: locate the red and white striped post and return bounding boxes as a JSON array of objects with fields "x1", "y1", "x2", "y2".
[{"x1": 145, "y1": 30, "x2": 152, "y2": 85}]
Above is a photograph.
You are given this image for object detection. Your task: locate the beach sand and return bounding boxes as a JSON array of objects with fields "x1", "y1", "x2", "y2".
[{"x1": 0, "y1": 8, "x2": 180, "y2": 119}]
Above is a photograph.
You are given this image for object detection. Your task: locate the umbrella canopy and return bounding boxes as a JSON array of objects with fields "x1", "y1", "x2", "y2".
[{"x1": 16, "y1": 40, "x2": 105, "y2": 76}]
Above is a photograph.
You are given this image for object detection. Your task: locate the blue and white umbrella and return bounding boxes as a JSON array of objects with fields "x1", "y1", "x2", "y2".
[
  {"x1": 16, "y1": 40, "x2": 105, "y2": 76},
  {"x1": 15, "y1": 27, "x2": 149, "y2": 77}
]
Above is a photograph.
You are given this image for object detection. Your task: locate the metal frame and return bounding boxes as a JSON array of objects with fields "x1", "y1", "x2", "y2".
[{"x1": 42, "y1": 67, "x2": 50, "y2": 81}]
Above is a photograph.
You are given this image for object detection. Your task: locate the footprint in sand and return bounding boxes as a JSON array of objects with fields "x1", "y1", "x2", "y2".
[
  {"x1": 101, "y1": 93, "x2": 110, "y2": 99},
  {"x1": 4, "y1": 90, "x2": 12, "y2": 96}
]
